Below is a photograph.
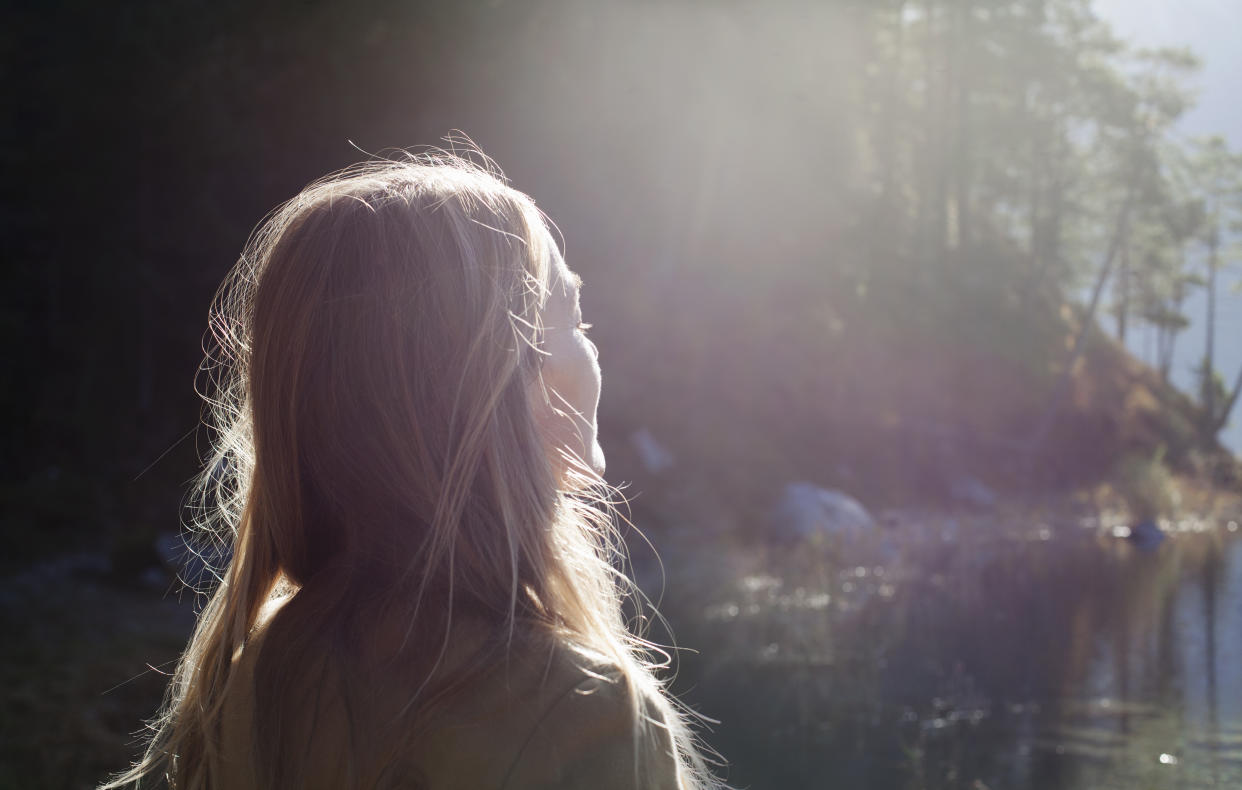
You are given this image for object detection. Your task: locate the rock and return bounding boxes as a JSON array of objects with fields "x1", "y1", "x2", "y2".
[
  {"x1": 1128, "y1": 519, "x2": 1166, "y2": 551},
  {"x1": 950, "y1": 475, "x2": 998, "y2": 509},
  {"x1": 630, "y1": 427, "x2": 674, "y2": 474},
  {"x1": 772, "y1": 482, "x2": 875, "y2": 540},
  {"x1": 139, "y1": 566, "x2": 171, "y2": 591},
  {"x1": 878, "y1": 508, "x2": 903, "y2": 529},
  {"x1": 940, "y1": 517, "x2": 960, "y2": 542}
]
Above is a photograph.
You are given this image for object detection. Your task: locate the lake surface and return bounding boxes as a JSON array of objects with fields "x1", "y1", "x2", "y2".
[
  {"x1": 661, "y1": 511, "x2": 1242, "y2": 790},
  {"x1": 9, "y1": 506, "x2": 1240, "y2": 789}
]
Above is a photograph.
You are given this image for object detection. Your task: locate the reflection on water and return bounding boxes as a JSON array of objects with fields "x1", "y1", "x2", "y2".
[{"x1": 665, "y1": 515, "x2": 1242, "y2": 790}]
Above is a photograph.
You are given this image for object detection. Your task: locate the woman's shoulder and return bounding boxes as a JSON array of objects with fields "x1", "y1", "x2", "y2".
[
  {"x1": 491, "y1": 638, "x2": 682, "y2": 790},
  {"x1": 391, "y1": 630, "x2": 680, "y2": 789},
  {"x1": 225, "y1": 602, "x2": 681, "y2": 789}
]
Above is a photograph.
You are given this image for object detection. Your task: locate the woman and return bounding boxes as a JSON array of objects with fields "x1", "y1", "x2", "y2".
[{"x1": 103, "y1": 152, "x2": 718, "y2": 789}]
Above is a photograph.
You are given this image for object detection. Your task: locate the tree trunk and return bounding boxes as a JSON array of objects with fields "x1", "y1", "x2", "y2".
[
  {"x1": 1116, "y1": 233, "x2": 1129, "y2": 343},
  {"x1": 951, "y1": 0, "x2": 972, "y2": 254},
  {"x1": 1215, "y1": 364, "x2": 1242, "y2": 435},
  {"x1": 932, "y1": 0, "x2": 952, "y2": 266},
  {"x1": 1204, "y1": 222, "x2": 1219, "y2": 422},
  {"x1": 914, "y1": 0, "x2": 938, "y2": 264},
  {"x1": 1158, "y1": 265, "x2": 1188, "y2": 382},
  {"x1": 878, "y1": 0, "x2": 906, "y2": 212},
  {"x1": 1156, "y1": 323, "x2": 1173, "y2": 382}
]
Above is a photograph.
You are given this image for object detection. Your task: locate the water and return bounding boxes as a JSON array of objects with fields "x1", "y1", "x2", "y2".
[{"x1": 661, "y1": 514, "x2": 1242, "y2": 790}]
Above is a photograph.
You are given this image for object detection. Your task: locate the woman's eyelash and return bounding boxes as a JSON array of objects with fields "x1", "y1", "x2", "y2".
[{"x1": 576, "y1": 321, "x2": 593, "y2": 333}]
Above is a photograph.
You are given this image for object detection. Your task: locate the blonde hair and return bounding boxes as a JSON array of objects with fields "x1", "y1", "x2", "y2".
[{"x1": 103, "y1": 151, "x2": 716, "y2": 788}]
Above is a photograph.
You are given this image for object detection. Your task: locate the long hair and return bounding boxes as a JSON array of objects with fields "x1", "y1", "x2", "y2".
[{"x1": 103, "y1": 152, "x2": 716, "y2": 788}]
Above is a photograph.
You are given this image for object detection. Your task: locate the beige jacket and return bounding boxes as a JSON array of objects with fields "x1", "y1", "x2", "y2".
[{"x1": 217, "y1": 613, "x2": 681, "y2": 790}]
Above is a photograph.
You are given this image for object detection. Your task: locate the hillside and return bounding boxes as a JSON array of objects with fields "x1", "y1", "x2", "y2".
[{"x1": 596, "y1": 281, "x2": 1238, "y2": 528}]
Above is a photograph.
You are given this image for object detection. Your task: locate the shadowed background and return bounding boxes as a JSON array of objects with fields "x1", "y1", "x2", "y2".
[{"x1": 5, "y1": 0, "x2": 1240, "y2": 537}]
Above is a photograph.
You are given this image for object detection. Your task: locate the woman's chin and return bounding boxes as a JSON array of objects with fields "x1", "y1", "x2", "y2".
[
  {"x1": 555, "y1": 442, "x2": 605, "y2": 489},
  {"x1": 587, "y1": 443, "x2": 606, "y2": 477}
]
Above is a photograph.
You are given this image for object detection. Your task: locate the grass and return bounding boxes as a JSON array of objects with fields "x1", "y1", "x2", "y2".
[
  {"x1": 1113, "y1": 449, "x2": 1180, "y2": 523},
  {"x1": 0, "y1": 562, "x2": 193, "y2": 790}
]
